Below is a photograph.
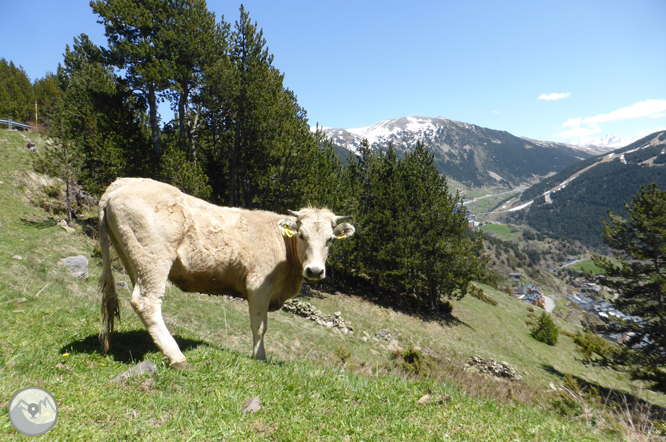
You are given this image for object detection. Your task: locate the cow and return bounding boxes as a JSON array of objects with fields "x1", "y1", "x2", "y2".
[{"x1": 98, "y1": 178, "x2": 355, "y2": 369}]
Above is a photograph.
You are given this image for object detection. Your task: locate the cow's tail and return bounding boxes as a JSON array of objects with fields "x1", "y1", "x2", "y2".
[{"x1": 99, "y1": 203, "x2": 120, "y2": 354}]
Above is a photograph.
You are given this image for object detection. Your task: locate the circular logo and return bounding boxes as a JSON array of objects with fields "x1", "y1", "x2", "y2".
[{"x1": 8, "y1": 387, "x2": 58, "y2": 436}]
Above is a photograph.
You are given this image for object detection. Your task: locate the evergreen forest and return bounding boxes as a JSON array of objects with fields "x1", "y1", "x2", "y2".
[{"x1": 0, "y1": 0, "x2": 484, "y2": 315}]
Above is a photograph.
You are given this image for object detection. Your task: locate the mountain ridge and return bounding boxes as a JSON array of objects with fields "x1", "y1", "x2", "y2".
[
  {"x1": 319, "y1": 116, "x2": 594, "y2": 188},
  {"x1": 496, "y1": 130, "x2": 666, "y2": 248}
]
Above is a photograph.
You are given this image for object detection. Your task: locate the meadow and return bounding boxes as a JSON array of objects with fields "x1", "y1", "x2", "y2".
[{"x1": 1, "y1": 130, "x2": 663, "y2": 440}]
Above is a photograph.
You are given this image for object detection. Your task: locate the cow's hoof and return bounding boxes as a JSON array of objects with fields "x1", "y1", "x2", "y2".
[{"x1": 171, "y1": 361, "x2": 189, "y2": 370}]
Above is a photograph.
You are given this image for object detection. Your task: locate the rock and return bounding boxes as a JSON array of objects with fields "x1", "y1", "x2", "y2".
[
  {"x1": 282, "y1": 298, "x2": 354, "y2": 334},
  {"x1": 241, "y1": 396, "x2": 261, "y2": 413},
  {"x1": 416, "y1": 394, "x2": 431, "y2": 405},
  {"x1": 465, "y1": 355, "x2": 522, "y2": 381},
  {"x1": 111, "y1": 360, "x2": 157, "y2": 383},
  {"x1": 57, "y1": 219, "x2": 75, "y2": 234},
  {"x1": 25, "y1": 141, "x2": 37, "y2": 152},
  {"x1": 61, "y1": 255, "x2": 89, "y2": 280},
  {"x1": 12, "y1": 255, "x2": 22, "y2": 260}
]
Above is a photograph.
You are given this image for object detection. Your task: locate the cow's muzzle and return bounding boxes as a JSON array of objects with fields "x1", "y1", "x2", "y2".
[{"x1": 304, "y1": 266, "x2": 325, "y2": 281}]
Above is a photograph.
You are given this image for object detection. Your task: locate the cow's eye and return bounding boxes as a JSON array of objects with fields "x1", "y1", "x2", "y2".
[
  {"x1": 298, "y1": 232, "x2": 306, "y2": 240},
  {"x1": 326, "y1": 237, "x2": 333, "y2": 246}
]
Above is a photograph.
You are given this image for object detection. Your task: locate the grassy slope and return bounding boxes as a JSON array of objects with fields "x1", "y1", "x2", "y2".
[{"x1": 0, "y1": 130, "x2": 659, "y2": 440}]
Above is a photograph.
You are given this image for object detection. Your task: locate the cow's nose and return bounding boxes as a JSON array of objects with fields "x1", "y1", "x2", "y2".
[{"x1": 305, "y1": 266, "x2": 325, "y2": 280}]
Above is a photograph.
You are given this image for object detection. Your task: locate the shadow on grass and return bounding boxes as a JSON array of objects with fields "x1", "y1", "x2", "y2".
[
  {"x1": 307, "y1": 281, "x2": 475, "y2": 331},
  {"x1": 76, "y1": 215, "x2": 98, "y2": 241},
  {"x1": 61, "y1": 330, "x2": 207, "y2": 365},
  {"x1": 541, "y1": 363, "x2": 665, "y2": 418},
  {"x1": 20, "y1": 215, "x2": 57, "y2": 229}
]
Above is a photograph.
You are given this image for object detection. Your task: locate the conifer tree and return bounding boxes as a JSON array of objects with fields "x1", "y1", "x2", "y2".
[
  {"x1": 56, "y1": 34, "x2": 151, "y2": 193},
  {"x1": 592, "y1": 182, "x2": 666, "y2": 391},
  {"x1": 0, "y1": 58, "x2": 34, "y2": 122},
  {"x1": 91, "y1": 0, "x2": 174, "y2": 156},
  {"x1": 33, "y1": 73, "x2": 63, "y2": 128}
]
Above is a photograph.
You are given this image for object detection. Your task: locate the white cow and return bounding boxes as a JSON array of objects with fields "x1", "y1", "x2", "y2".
[{"x1": 98, "y1": 178, "x2": 354, "y2": 368}]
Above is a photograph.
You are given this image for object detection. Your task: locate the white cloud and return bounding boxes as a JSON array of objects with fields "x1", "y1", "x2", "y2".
[
  {"x1": 492, "y1": 110, "x2": 499, "y2": 114},
  {"x1": 555, "y1": 99, "x2": 666, "y2": 140},
  {"x1": 555, "y1": 126, "x2": 602, "y2": 139},
  {"x1": 538, "y1": 92, "x2": 571, "y2": 101},
  {"x1": 562, "y1": 117, "x2": 582, "y2": 128},
  {"x1": 582, "y1": 99, "x2": 666, "y2": 125}
]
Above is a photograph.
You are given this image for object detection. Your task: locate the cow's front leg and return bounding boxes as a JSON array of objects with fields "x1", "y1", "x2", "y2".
[{"x1": 247, "y1": 291, "x2": 271, "y2": 361}]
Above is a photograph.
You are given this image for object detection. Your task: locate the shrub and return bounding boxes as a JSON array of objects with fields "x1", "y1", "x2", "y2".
[
  {"x1": 572, "y1": 331, "x2": 617, "y2": 363},
  {"x1": 469, "y1": 285, "x2": 497, "y2": 306},
  {"x1": 393, "y1": 346, "x2": 434, "y2": 377},
  {"x1": 530, "y1": 312, "x2": 558, "y2": 346},
  {"x1": 334, "y1": 345, "x2": 352, "y2": 364}
]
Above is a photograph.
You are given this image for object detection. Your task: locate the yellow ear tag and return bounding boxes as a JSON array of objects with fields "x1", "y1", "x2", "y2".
[
  {"x1": 337, "y1": 233, "x2": 346, "y2": 239},
  {"x1": 281, "y1": 225, "x2": 296, "y2": 238}
]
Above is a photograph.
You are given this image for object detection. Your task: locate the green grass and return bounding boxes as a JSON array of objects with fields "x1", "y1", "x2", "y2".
[
  {"x1": 569, "y1": 259, "x2": 619, "y2": 275},
  {"x1": 480, "y1": 223, "x2": 522, "y2": 240},
  {"x1": 0, "y1": 129, "x2": 661, "y2": 440}
]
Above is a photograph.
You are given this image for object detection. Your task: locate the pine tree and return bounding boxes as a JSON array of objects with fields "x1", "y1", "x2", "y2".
[
  {"x1": 33, "y1": 73, "x2": 63, "y2": 128},
  {"x1": 34, "y1": 102, "x2": 84, "y2": 224},
  {"x1": 91, "y1": 0, "x2": 174, "y2": 156},
  {"x1": 592, "y1": 182, "x2": 666, "y2": 391},
  {"x1": 531, "y1": 312, "x2": 559, "y2": 346},
  {"x1": 57, "y1": 34, "x2": 152, "y2": 194},
  {"x1": 0, "y1": 58, "x2": 34, "y2": 122}
]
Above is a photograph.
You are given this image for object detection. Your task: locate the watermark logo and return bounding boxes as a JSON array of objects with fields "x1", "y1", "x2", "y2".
[{"x1": 8, "y1": 387, "x2": 58, "y2": 436}]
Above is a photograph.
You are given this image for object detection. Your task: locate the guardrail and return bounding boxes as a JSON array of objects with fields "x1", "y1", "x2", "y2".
[{"x1": 0, "y1": 119, "x2": 31, "y2": 131}]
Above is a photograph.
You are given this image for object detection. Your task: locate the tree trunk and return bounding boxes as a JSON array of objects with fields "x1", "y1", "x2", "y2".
[
  {"x1": 178, "y1": 87, "x2": 188, "y2": 151},
  {"x1": 373, "y1": 274, "x2": 380, "y2": 298},
  {"x1": 65, "y1": 178, "x2": 72, "y2": 225},
  {"x1": 229, "y1": 121, "x2": 240, "y2": 207},
  {"x1": 148, "y1": 85, "x2": 161, "y2": 156}
]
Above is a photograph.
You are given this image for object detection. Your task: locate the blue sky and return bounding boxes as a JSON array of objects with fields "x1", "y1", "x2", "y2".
[{"x1": 2, "y1": 0, "x2": 665, "y2": 143}]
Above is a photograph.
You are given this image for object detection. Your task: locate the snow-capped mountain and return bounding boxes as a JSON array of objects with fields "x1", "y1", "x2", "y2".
[
  {"x1": 571, "y1": 134, "x2": 643, "y2": 151},
  {"x1": 319, "y1": 116, "x2": 593, "y2": 187}
]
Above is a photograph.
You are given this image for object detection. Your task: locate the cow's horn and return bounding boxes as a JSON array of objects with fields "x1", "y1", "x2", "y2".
[
  {"x1": 287, "y1": 210, "x2": 301, "y2": 217},
  {"x1": 333, "y1": 215, "x2": 351, "y2": 224}
]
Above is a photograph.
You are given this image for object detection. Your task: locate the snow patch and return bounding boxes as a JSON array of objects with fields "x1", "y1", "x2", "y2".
[{"x1": 509, "y1": 201, "x2": 533, "y2": 212}]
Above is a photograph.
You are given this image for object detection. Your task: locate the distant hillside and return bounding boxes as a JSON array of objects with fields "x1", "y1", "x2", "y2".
[
  {"x1": 321, "y1": 117, "x2": 593, "y2": 187},
  {"x1": 504, "y1": 131, "x2": 666, "y2": 248}
]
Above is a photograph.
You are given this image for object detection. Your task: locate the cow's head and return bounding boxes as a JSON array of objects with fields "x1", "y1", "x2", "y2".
[{"x1": 278, "y1": 208, "x2": 355, "y2": 281}]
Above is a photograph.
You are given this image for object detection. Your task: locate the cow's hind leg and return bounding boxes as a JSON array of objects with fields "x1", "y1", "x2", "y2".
[
  {"x1": 130, "y1": 272, "x2": 188, "y2": 369},
  {"x1": 248, "y1": 290, "x2": 271, "y2": 361}
]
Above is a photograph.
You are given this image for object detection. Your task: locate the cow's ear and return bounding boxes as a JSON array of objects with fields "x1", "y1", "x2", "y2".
[
  {"x1": 278, "y1": 218, "x2": 298, "y2": 238},
  {"x1": 333, "y1": 223, "x2": 355, "y2": 239}
]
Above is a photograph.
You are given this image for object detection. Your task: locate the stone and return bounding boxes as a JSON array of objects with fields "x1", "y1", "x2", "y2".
[
  {"x1": 465, "y1": 355, "x2": 522, "y2": 381},
  {"x1": 57, "y1": 219, "x2": 75, "y2": 234},
  {"x1": 241, "y1": 396, "x2": 261, "y2": 413},
  {"x1": 12, "y1": 255, "x2": 22, "y2": 260},
  {"x1": 282, "y1": 298, "x2": 353, "y2": 333},
  {"x1": 61, "y1": 255, "x2": 89, "y2": 280},
  {"x1": 416, "y1": 394, "x2": 431, "y2": 405},
  {"x1": 111, "y1": 360, "x2": 157, "y2": 383}
]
